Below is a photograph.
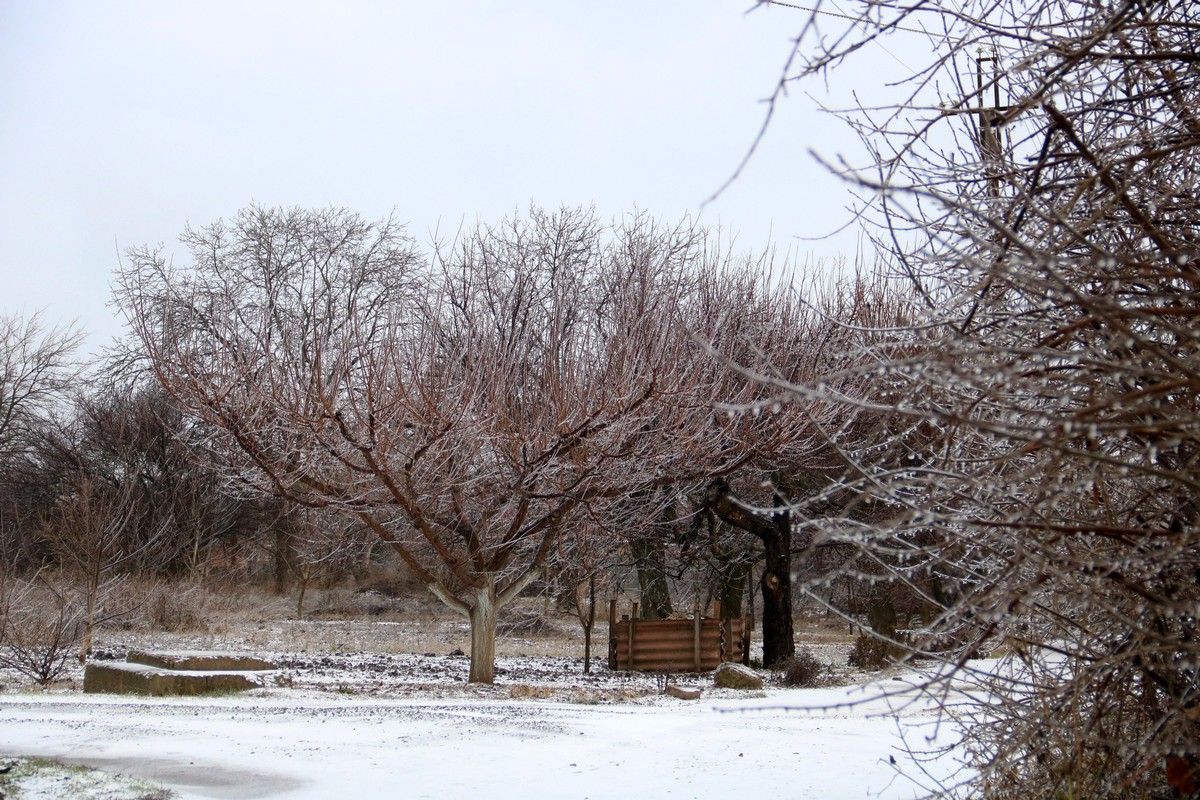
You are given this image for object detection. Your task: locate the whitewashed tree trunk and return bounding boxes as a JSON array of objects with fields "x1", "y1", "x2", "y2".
[{"x1": 467, "y1": 577, "x2": 499, "y2": 684}]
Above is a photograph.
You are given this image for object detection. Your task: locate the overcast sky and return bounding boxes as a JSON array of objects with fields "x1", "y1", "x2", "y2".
[{"x1": 0, "y1": 1, "x2": 876, "y2": 353}]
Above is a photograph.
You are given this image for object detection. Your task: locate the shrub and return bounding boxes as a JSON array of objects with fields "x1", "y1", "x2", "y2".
[
  {"x1": 146, "y1": 584, "x2": 207, "y2": 632},
  {"x1": 848, "y1": 595, "x2": 903, "y2": 670},
  {"x1": 0, "y1": 579, "x2": 84, "y2": 686},
  {"x1": 779, "y1": 647, "x2": 825, "y2": 687},
  {"x1": 847, "y1": 633, "x2": 898, "y2": 670}
]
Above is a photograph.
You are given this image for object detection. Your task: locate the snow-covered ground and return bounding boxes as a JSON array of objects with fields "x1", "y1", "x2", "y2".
[
  {"x1": 0, "y1": 674, "x2": 967, "y2": 799},
  {"x1": 0, "y1": 596, "x2": 976, "y2": 798}
]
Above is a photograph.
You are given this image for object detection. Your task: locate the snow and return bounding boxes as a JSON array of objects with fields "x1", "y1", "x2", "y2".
[{"x1": 0, "y1": 676, "x2": 967, "y2": 799}]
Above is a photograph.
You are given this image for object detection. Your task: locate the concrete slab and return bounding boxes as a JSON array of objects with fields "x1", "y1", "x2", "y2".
[
  {"x1": 126, "y1": 650, "x2": 278, "y2": 671},
  {"x1": 83, "y1": 661, "x2": 268, "y2": 696}
]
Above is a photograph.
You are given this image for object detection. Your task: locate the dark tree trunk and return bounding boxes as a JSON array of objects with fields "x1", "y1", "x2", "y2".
[
  {"x1": 272, "y1": 516, "x2": 296, "y2": 594},
  {"x1": 716, "y1": 559, "x2": 751, "y2": 622},
  {"x1": 581, "y1": 574, "x2": 596, "y2": 674},
  {"x1": 707, "y1": 515, "x2": 754, "y2": 623},
  {"x1": 759, "y1": 500, "x2": 794, "y2": 667},
  {"x1": 706, "y1": 479, "x2": 795, "y2": 667},
  {"x1": 630, "y1": 535, "x2": 673, "y2": 619}
]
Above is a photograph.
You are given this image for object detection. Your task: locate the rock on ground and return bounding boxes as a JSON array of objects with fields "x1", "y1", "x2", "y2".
[
  {"x1": 713, "y1": 662, "x2": 764, "y2": 690},
  {"x1": 664, "y1": 684, "x2": 702, "y2": 700}
]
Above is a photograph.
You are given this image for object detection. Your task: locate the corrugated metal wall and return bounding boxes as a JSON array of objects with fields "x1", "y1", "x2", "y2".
[{"x1": 607, "y1": 603, "x2": 746, "y2": 672}]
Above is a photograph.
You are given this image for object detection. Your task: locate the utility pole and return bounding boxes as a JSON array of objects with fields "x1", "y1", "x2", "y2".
[
  {"x1": 975, "y1": 48, "x2": 1005, "y2": 164},
  {"x1": 944, "y1": 47, "x2": 1011, "y2": 196}
]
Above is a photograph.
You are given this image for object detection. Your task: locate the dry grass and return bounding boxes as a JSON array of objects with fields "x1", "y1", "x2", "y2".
[
  {"x1": 88, "y1": 583, "x2": 598, "y2": 660},
  {"x1": 102, "y1": 587, "x2": 859, "y2": 675},
  {"x1": 2, "y1": 576, "x2": 860, "y2": 693},
  {"x1": 507, "y1": 683, "x2": 556, "y2": 699},
  {"x1": 794, "y1": 613, "x2": 860, "y2": 642}
]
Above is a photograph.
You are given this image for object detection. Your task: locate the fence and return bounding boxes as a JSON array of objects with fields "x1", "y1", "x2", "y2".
[{"x1": 607, "y1": 600, "x2": 747, "y2": 672}]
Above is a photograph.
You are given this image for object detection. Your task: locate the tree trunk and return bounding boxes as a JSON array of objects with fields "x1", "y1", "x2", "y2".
[
  {"x1": 759, "y1": 503, "x2": 794, "y2": 667},
  {"x1": 717, "y1": 555, "x2": 753, "y2": 623},
  {"x1": 273, "y1": 522, "x2": 295, "y2": 594},
  {"x1": 295, "y1": 572, "x2": 309, "y2": 619},
  {"x1": 189, "y1": 528, "x2": 205, "y2": 578},
  {"x1": 582, "y1": 574, "x2": 596, "y2": 674},
  {"x1": 79, "y1": 580, "x2": 97, "y2": 664},
  {"x1": 582, "y1": 621, "x2": 593, "y2": 673},
  {"x1": 706, "y1": 479, "x2": 795, "y2": 667},
  {"x1": 467, "y1": 578, "x2": 499, "y2": 684},
  {"x1": 630, "y1": 536, "x2": 672, "y2": 619}
]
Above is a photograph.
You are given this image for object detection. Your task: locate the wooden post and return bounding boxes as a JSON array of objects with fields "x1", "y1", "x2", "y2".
[
  {"x1": 710, "y1": 599, "x2": 720, "y2": 662},
  {"x1": 627, "y1": 601, "x2": 638, "y2": 671},
  {"x1": 609, "y1": 597, "x2": 619, "y2": 671},
  {"x1": 693, "y1": 601, "x2": 702, "y2": 672},
  {"x1": 711, "y1": 600, "x2": 723, "y2": 663},
  {"x1": 745, "y1": 569, "x2": 756, "y2": 665},
  {"x1": 608, "y1": 598, "x2": 619, "y2": 670},
  {"x1": 746, "y1": 567, "x2": 756, "y2": 631}
]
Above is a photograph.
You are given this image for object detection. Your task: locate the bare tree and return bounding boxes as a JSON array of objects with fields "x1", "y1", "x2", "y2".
[
  {"x1": 696, "y1": 269, "x2": 913, "y2": 666},
  {"x1": 284, "y1": 506, "x2": 372, "y2": 619},
  {"x1": 0, "y1": 575, "x2": 85, "y2": 686},
  {"x1": 66, "y1": 382, "x2": 245, "y2": 576},
  {"x1": 40, "y1": 475, "x2": 160, "y2": 662},
  {"x1": 755, "y1": 0, "x2": 1200, "y2": 795},
  {"x1": 0, "y1": 312, "x2": 85, "y2": 567},
  {"x1": 117, "y1": 205, "x2": 793, "y2": 683},
  {"x1": 704, "y1": 478, "x2": 796, "y2": 665},
  {"x1": 551, "y1": 513, "x2": 616, "y2": 674},
  {"x1": 0, "y1": 312, "x2": 83, "y2": 460}
]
